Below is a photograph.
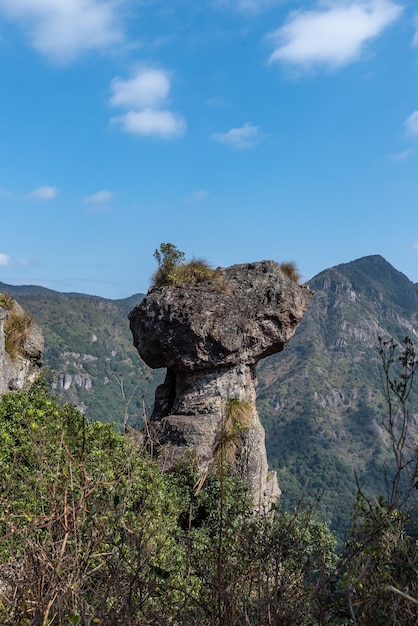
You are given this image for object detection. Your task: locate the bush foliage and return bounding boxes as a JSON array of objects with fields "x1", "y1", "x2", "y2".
[{"x1": 0, "y1": 336, "x2": 417, "y2": 624}]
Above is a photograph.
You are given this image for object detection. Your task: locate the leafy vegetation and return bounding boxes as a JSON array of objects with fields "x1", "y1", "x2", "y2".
[
  {"x1": 1, "y1": 340, "x2": 417, "y2": 624},
  {"x1": 0, "y1": 380, "x2": 318, "y2": 624},
  {"x1": 152, "y1": 242, "x2": 185, "y2": 285},
  {"x1": 0, "y1": 381, "x2": 190, "y2": 624}
]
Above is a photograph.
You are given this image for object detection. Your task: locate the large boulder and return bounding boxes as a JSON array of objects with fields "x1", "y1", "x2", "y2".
[
  {"x1": 131, "y1": 261, "x2": 311, "y2": 370},
  {"x1": 129, "y1": 261, "x2": 313, "y2": 509}
]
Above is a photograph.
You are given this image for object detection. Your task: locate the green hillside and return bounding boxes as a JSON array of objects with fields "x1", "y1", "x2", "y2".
[{"x1": 258, "y1": 255, "x2": 418, "y2": 535}]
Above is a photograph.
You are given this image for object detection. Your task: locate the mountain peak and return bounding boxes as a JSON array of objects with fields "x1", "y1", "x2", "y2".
[
  {"x1": 309, "y1": 255, "x2": 418, "y2": 314},
  {"x1": 335, "y1": 254, "x2": 409, "y2": 278}
]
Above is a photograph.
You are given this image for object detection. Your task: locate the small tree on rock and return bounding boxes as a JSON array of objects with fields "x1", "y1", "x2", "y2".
[{"x1": 153, "y1": 243, "x2": 185, "y2": 286}]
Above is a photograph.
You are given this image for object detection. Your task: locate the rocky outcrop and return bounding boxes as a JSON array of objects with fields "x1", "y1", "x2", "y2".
[
  {"x1": 129, "y1": 261, "x2": 313, "y2": 509},
  {"x1": 0, "y1": 296, "x2": 44, "y2": 394}
]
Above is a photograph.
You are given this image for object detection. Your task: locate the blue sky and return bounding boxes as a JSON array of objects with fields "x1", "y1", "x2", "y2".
[{"x1": 1, "y1": 0, "x2": 418, "y2": 298}]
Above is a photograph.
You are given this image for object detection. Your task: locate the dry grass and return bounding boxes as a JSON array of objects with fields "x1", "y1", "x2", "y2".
[
  {"x1": 279, "y1": 262, "x2": 301, "y2": 284},
  {"x1": 214, "y1": 398, "x2": 253, "y2": 464},
  {"x1": 225, "y1": 398, "x2": 253, "y2": 427},
  {"x1": 172, "y1": 259, "x2": 218, "y2": 284},
  {"x1": 4, "y1": 309, "x2": 33, "y2": 361},
  {"x1": 0, "y1": 293, "x2": 14, "y2": 311},
  {"x1": 154, "y1": 258, "x2": 230, "y2": 291}
]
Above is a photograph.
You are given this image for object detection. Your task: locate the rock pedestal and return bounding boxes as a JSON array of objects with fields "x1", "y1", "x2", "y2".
[{"x1": 129, "y1": 261, "x2": 312, "y2": 509}]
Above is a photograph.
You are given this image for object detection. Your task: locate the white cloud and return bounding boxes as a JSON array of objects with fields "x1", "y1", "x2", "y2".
[
  {"x1": 28, "y1": 185, "x2": 58, "y2": 200},
  {"x1": 84, "y1": 189, "x2": 113, "y2": 204},
  {"x1": 211, "y1": 122, "x2": 260, "y2": 148},
  {"x1": 413, "y1": 241, "x2": 418, "y2": 251},
  {"x1": 0, "y1": 253, "x2": 10, "y2": 267},
  {"x1": 110, "y1": 70, "x2": 170, "y2": 110},
  {"x1": 111, "y1": 109, "x2": 186, "y2": 138},
  {"x1": 109, "y1": 68, "x2": 186, "y2": 139},
  {"x1": 0, "y1": 0, "x2": 124, "y2": 63},
  {"x1": 268, "y1": 0, "x2": 403, "y2": 71},
  {"x1": 405, "y1": 111, "x2": 418, "y2": 136}
]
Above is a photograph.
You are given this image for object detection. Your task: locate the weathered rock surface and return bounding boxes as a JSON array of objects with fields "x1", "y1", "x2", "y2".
[
  {"x1": 0, "y1": 297, "x2": 44, "y2": 395},
  {"x1": 129, "y1": 261, "x2": 313, "y2": 509}
]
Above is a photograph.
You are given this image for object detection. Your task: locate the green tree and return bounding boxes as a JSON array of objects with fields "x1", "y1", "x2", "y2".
[{"x1": 153, "y1": 242, "x2": 185, "y2": 286}]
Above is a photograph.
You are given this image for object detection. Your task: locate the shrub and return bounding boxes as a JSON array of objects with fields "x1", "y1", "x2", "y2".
[
  {"x1": 0, "y1": 382, "x2": 189, "y2": 625},
  {"x1": 331, "y1": 337, "x2": 418, "y2": 625},
  {"x1": 1, "y1": 334, "x2": 417, "y2": 624},
  {"x1": 152, "y1": 242, "x2": 186, "y2": 286},
  {"x1": 336, "y1": 494, "x2": 418, "y2": 625}
]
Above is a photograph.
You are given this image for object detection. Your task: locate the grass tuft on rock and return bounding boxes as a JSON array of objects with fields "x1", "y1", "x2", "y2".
[
  {"x1": 3, "y1": 301, "x2": 33, "y2": 361},
  {"x1": 0, "y1": 293, "x2": 14, "y2": 311},
  {"x1": 214, "y1": 397, "x2": 254, "y2": 464},
  {"x1": 279, "y1": 262, "x2": 301, "y2": 284},
  {"x1": 154, "y1": 258, "x2": 229, "y2": 291}
]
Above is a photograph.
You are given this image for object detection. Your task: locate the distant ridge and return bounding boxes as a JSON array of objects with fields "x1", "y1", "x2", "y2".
[
  {"x1": 0, "y1": 281, "x2": 61, "y2": 297},
  {"x1": 0, "y1": 281, "x2": 144, "y2": 306}
]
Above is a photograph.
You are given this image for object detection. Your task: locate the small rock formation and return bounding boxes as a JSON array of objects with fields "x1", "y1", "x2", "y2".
[
  {"x1": 129, "y1": 261, "x2": 313, "y2": 509},
  {"x1": 0, "y1": 296, "x2": 44, "y2": 395}
]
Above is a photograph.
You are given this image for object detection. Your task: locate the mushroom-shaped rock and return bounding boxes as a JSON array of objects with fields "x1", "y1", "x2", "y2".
[
  {"x1": 129, "y1": 261, "x2": 312, "y2": 370},
  {"x1": 129, "y1": 261, "x2": 313, "y2": 510}
]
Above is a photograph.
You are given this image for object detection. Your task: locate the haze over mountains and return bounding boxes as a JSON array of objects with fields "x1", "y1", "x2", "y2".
[{"x1": 2, "y1": 255, "x2": 418, "y2": 536}]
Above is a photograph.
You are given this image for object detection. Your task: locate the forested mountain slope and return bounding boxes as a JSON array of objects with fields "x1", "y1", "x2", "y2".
[{"x1": 258, "y1": 255, "x2": 418, "y2": 533}]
